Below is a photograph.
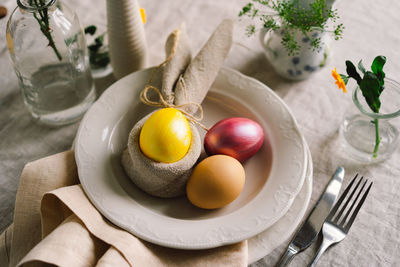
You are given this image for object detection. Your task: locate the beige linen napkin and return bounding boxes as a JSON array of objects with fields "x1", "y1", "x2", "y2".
[
  {"x1": 122, "y1": 19, "x2": 233, "y2": 198},
  {"x1": 0, "y1": 151, "x2": 248, "y2": 267}
]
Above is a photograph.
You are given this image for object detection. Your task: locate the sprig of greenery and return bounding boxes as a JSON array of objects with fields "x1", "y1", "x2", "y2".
[
  {"x1": 341, "y1": 55, "x2": 387, "y2": 158},
  {"x1": 84, "y1": 25, "x2": 110, "y2": 69},
  {"x1": 343, "y1": 56, "x2": 386, "y2": 113},
  {"x1": 29, "y1": 0, "x2": 62, "y2": 60},
  {"x1": 239, "y1": 0, "x2": 344, "y2": 55}
]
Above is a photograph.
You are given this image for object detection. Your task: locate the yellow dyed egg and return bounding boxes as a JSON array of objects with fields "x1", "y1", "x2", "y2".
[
  {"x1": 186, "y1": 155, "x2": 245, "y2": 209},
  {"x1": 139, "y1": 108, "x2": 191, "y2": 163}
]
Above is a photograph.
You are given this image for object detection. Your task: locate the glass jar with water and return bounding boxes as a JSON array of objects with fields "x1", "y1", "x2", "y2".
[
  {"x1": 6, "y1": 0, "x2": 95, "y2": 126},
  {"x1": 340, "y1": 78, "x2": 400, "y2": 163}
]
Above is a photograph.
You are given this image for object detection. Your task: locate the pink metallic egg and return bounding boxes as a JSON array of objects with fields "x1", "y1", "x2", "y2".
[{"x1": 204, "y1": 117, "x2": 264, "y2": 162}]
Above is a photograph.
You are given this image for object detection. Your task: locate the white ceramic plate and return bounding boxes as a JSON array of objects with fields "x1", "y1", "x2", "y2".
[
  {"x1": 75, "y1": 67, "x2": 307, "y2": 249},
  {"x1": 248, "y1": 139, "x2": 312, "y2": 264}
]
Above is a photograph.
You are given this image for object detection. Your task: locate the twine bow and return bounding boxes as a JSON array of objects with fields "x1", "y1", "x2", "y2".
[{"x1": 139, "y1": 29, "x2": 209, "y2": 131}]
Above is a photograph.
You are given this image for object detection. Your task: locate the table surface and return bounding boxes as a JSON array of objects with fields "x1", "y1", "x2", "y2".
[{"x1": 1, "y1": 0, "x2": 400, "y2": 266}]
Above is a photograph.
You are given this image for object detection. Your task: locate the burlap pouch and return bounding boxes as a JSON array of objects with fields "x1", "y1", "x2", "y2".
[{"x1": 122, "y1": 19, "x2": 233, "y2": 198}]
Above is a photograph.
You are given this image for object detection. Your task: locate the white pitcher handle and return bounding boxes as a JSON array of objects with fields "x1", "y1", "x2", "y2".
[{"x1": 259, "y1": 27, "x2": 269, "y2": 51}]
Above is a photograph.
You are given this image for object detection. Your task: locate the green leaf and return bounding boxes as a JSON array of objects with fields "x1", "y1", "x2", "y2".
[
  {"x1": 88, "y1": 43, "x2": 101, "y2": 53},
  {"x1": 371, "y1": 55, "x2": 386, "y2": 90},
  {"x1": 245, "y1": 24, "x2": 256, "y2": 36},
  {"x1": 239, "y1": 3, "x2": 253, "y2": 16},
  {"x1": 333, "y1": 23, "x2": 344, "y2": 40},
  {"x1": 359, "y1": 71, "x2": 381, "y2": 113},
  {"x1": 85, "y1": 25, "x2": 97, "y2": 35},
  {"x1": 251, "y1": 9, "x2": 259, "y2": 18},
  {"x1": 88, "y1": 34, "x2": 105, "y2": 53},
  {"x1": 65, "y1": 33, "x2": 78, "y2": 46},
  {"x1": 358, "y1": 60, "x2": 366, "y2": 74},
  {"x1": 89, "y1": 51, "x2": 110, "y2": 68},
  {"x1": 95, "y1": 35, "x2": 104, "y2": 46},
  {"x1": 252, "y1": 0, "x2": 270, "y2": 4},
  {"x1": 263, "y1": 17, "x2": 277, "y2": 30},
  {"x1": 371, "y1": 55, "x2": 386, "y2": 76},
  {"x1": 345, "y1": 60, "x2": 362, "y2": 85}
]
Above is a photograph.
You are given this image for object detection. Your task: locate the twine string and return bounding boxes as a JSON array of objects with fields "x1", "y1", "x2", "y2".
[{"x1": 139, "y1": 86, "x2": 208, "y2": 130}]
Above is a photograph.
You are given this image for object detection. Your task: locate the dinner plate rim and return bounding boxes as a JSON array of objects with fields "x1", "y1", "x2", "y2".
[{"x1": 248, "y1": 136, "x2": 312, "y2": 263}]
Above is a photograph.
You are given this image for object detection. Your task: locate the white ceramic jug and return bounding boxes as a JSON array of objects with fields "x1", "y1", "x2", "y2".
[{"x1": 260, "y1": 27, "x2": 329, "y2": 80}]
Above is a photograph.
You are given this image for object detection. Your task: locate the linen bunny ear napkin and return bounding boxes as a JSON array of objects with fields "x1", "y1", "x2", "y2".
[{"x1": 122, "y1": 19, "x2": 233, "y2": 198}]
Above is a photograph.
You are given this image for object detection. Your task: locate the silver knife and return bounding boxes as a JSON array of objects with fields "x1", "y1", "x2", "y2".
[{"x1": 276, "y1": 166, "x2": 345, "y2": 267}]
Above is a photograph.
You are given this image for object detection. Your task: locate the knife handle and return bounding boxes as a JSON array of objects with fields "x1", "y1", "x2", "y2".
[{"x1": 276, "y1": 244, "x2": 298, "y2": 267}]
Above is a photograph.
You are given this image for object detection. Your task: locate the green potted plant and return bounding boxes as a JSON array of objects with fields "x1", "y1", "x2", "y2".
[{"x1": 239, "y1": 0, "x2": 344, "y2": 80}]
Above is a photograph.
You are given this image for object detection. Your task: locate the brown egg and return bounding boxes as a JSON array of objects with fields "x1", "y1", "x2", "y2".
[{"x1": 186, "y1": 155, "x2": 245, "y2": 209}]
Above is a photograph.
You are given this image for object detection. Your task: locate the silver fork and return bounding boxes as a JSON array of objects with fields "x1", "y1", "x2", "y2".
[{"x1": 309, "y1": 174, "x2": 373, "y2": 267}]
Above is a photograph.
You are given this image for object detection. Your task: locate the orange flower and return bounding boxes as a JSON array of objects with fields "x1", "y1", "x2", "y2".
[{"x1": 332, "y1": 68, "x2": 347, "y2": 93}]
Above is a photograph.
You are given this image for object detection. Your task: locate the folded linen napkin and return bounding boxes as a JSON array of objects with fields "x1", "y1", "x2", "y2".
[
  {"x1": 122, "y1": 19, "x2": 233, "y2": 198},
  {"x1": 0, "y1": 151, "x2": 248, "y2": 267}
]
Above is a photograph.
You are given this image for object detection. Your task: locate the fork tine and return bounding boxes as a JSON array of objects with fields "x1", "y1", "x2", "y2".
[
  {"x1": 334, "y1": 176, "x2": 364, "y2": 224},
  {"x1": 327, "y1": 174, "x2": 359, "y2": 223},
  {"x1": 339, "y1": 178, "x2": 368, "y2": 227},
  {"x1": 344, "y1": 181, "x2": 373, "y2": 232}
]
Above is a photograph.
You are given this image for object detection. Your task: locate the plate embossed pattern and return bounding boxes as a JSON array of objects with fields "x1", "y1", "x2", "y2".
[
  {"x1": 75, "y1": 67, "x2": 307, "y2": 249},
  {"x1": 248, "y1": 140, "x2": 312, "y2": 263}
]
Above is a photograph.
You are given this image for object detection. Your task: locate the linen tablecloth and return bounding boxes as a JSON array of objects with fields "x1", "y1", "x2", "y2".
[{"x1": 1, "y1": 0, "x2": 399, "y2": 266}]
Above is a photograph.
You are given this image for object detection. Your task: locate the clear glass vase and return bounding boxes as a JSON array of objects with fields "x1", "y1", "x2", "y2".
[
  {"x1": 6, "y1": 0, "x2": 96, "y2": 126},
  {"x1": 340, "y1": 78, "x2": 400, "y2": 163}
]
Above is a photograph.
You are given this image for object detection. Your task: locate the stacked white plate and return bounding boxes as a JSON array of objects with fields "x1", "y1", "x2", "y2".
[{"x1": 75, "y1": 67, "x2": 312, "y2": 264}]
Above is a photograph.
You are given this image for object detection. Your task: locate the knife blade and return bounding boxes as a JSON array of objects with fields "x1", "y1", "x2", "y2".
[{"x1": 276, "y1": 166, "x2": 344, "y2": 267}]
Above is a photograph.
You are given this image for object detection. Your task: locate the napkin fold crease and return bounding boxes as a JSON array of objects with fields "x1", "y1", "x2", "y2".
[{"x1": 0, "y1": 151, "x2": 248, "y2": 267}]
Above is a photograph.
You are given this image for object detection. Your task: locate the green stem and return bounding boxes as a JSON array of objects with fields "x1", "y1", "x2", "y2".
[
  {"x1": 32, "y1": 0, "x2": 62, "y2": 61},
  {"x1": 372, "y1": 118, "x2": 380, "y2": 158}
]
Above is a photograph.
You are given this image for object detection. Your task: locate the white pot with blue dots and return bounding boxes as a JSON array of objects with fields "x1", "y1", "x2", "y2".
[{"x1": 260, "y1": 27, "x2": 330, "y2": 80}]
